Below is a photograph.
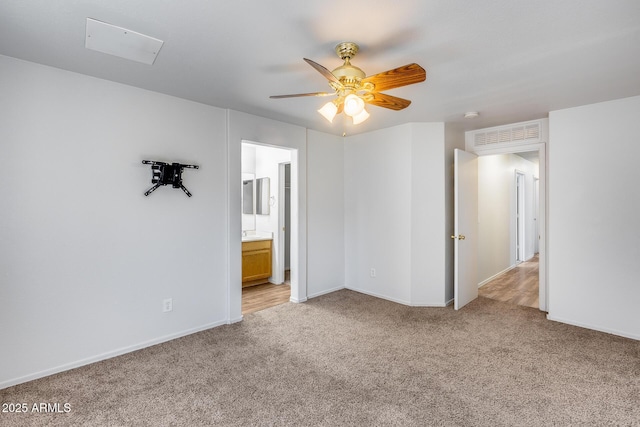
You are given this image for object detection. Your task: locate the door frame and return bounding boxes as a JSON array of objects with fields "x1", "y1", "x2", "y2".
[
  {"x1": 229, "y1": 139, "x2": 306, "y2": 324},
  {"x1": 469, "y1": 142, "x2": 547, "y2": 312},
  {"x1": 533, "y1": 176, "x2": 540, "y2": 254},
  {"x1": 278, "y1": 162, "x2": 291, "y2": 283},
  {"x1": 515, "y1": 170, "x2": 526, "y2": 264}
]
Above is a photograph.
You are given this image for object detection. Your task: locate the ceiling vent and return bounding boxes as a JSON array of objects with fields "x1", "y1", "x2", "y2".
[
  {"x1": 466, "y1": 119, "x2": 548, "y2": 152},
  {"x1": 85, "y1": 18, "x2": 163, "y2": 65}
]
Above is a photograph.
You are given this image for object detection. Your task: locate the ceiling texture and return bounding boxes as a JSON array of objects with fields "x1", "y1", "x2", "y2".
[{"x1": 1, "y1": 0, "x2": 639, "y2": 136}]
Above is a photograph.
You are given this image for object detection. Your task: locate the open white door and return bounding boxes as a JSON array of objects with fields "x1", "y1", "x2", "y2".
[{"x1": 454, "y1": 149, "x2": 478, "y2": 310}]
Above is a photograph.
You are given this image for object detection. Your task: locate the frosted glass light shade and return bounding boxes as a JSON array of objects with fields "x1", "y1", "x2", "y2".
[
  {"x1": 343, "y1": 94, "x2": 365, "y2": 117},
  {"x1": 318, "y1": 101, "x2": 338, "y2": 123},
  {"x1": 351, "y1": 108, "x2": 370, "y2": 125}
]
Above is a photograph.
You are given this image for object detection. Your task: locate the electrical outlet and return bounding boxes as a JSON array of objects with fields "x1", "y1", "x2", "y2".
[
  {"x1": 163, "y1": 298, "x2": 173, "y2": 312},
  {"x1": 370, "y1": 268, "x2": 376, "y2": 278}
]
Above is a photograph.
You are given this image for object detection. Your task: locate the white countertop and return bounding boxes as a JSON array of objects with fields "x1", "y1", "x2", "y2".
[{"x1": 242, "y1": 231, "x2": 273, "y2": 242}]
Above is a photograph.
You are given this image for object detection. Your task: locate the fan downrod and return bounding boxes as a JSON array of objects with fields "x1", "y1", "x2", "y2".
[{"x1": 332, "y1": 42, "x2": 365, "y2": 87}]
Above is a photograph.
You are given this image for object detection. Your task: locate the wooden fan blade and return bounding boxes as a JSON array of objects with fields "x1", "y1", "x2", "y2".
[
  {"x1": 304, "y1": 58, "x2": 342, "y2": 85},
  {"x1": 367, "y1": 92, "x2": 411, "y2": 110},
  {"x1": 362, "y1": 63, "x2": 426, "y2": 92},
  {"x1": 270, "y1": 92, "x2": 334, "y2": 99}
]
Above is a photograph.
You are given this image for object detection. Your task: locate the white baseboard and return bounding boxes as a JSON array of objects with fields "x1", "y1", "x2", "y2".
[
  {"x1": 345, "y1": 286, "x2": 412, "y2": 306},
  {"x1": 228, "y1": 316, "x2": 243, "y2": 324},
  {"x1": 0, "y1": 319, "x2": 227, "y2": 390},
  {"x1": 307, "y1": 285, "x2": 345, "y2": 299},
  {"x1": 546, "y1": 315, "x2": 640, "y2": 341},
  {"x1": 289, "y1": 296, "x2": 308, "y2": 303},
  {"x1": 478, "y1": 265, "x2": 516, "y2": 288},
  {"x1": 345, "y1": 286, "x2": 451, "y2": 307},
  {"x1": 409, "y1": 301, "x2": 450, "y2": 307}
]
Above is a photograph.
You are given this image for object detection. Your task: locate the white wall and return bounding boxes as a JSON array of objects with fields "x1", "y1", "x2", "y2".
[
  {"x1": 307, "y1": 130, "x2": 345, "y2": 298},
  {"x1": 477, "y1": 153, "x2": 538, "y2": 285},
  {"x1": 548, "y1": 95, "x2": 640, "y2": 340},
  {"x1": 0, "y1": 55, "x2": 229, "y2": 387},
  {"x1": 344, "y1": 123, "x2": 449, "y2": 306},
  {"x1": 345, "y1": 125, "x2": 412, "y2": 304},
  {"x1": 254, "y1": 144, "x2": 292, "y2": 236},
  {"x1": 478, "y1": 155, "x2": 512, "y2": 282},
  {"x1": 0, "y1": 56, "x2": 349, "y2": 388},
  {"x1": 410, "y1": 123, "x2": 447, "y2": 305}
]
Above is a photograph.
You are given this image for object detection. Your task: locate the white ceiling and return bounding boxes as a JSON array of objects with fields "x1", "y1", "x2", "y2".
[{"x1": 1, "y1": 0, "x2": 639, "y2": 136}]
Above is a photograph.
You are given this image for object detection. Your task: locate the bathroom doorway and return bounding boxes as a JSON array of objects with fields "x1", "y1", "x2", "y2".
[{"x1": 240, "y1": 142, "x2": 295, "y2": 314}]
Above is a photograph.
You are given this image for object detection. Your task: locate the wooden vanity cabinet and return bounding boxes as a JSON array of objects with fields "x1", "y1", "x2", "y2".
[{"x1": 241, "y1": 239, "x2": 272, "y2": 287}]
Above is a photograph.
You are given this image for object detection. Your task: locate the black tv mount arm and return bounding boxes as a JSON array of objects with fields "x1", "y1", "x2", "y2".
[{"x1": 142, "y1": 160, "x2": 199, "y2": 197}]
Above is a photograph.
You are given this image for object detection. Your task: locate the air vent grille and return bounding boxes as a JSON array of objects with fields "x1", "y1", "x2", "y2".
[
  {"x1": 525, "y1": 124, "x2": 539, "y2": 139},
  {"x1": 472, "y1": 121, "x2": 541, "y2": 148}
]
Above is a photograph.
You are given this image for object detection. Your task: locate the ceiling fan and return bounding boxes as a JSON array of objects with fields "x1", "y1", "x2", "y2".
[{"x1": 270, "y1": 42, "x2": 426, "y2": 125}]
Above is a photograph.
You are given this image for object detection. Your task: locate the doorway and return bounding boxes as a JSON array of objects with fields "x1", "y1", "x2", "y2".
[
  {"x1": 477, "y1": 155, "x2": 539, "y2": 308},
  {"x1": 454, "y1": 143, "x2": 546, "y2": 311},
  {"x1": 240, "y1": 142, "x2": 297, "y2": 316}
]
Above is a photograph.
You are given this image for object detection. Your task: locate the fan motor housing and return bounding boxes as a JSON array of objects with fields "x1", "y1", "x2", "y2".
[{"x1": 332, "y1": 63, "x2": 365, "y2": 87}]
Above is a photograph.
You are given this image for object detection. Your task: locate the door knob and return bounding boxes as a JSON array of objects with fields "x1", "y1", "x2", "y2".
[{"x1": 451, "y1": 235, "x2": 466, "y2": 240}]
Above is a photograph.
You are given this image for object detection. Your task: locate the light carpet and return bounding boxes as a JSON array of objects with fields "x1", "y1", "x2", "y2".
[{"x1": 1, "y1": 290, "x2": 639, "y2": 426}]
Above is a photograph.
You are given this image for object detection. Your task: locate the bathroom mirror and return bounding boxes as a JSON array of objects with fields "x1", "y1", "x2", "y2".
[{"x1": 256, "y1": 177, "x2": 270, "y2": 215}]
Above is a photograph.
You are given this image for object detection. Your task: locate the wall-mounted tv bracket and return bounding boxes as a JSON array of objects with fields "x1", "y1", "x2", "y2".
[{"x1": 142, "y1": 160, "x2": 199, "y2": 197}]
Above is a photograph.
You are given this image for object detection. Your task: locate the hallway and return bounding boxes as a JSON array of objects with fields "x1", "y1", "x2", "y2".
[{"x1": 478, "y1": 255, "x2": 539, "y2": 309}]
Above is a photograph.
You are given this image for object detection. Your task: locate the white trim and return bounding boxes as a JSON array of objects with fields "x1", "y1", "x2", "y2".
[
  {"x1": 307, "y1": 285, "x2": 345, "y2": 299},
  {"x1": 289, "y1": 296, "x2": 308, "y2": 303},
  {"x1": 546, "y1": 315, "x2": 640, "y2": 341},
  {"x1": 277, "y1": 162, "x2": 286, "y2": 285},
  {"x1": 0, "y1": 320, "x2": 227, "y2": 390},
  {"x1": 226, "y1": 111, "x2": 308, "y2": 323},
  {"x1": 346, "y1": 287, "x2": 451, "y2": 307},
  {"x1": 346, "y1": 286, "x2": 412, "y2": 306},
  {"x1": 514, "y1": 170, "x2": 526, "y2": 264},
  {"x1": 478, "y1": 264, "x2": 516, "y2": 288},
  {"x1": 224, "y1": 109, "x2": 231, "y2": 323},
  {"x1": 410, "y1": 301, "x2": 451, "y2": 307}
]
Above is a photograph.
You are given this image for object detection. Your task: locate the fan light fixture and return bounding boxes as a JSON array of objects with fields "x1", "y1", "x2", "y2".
[
  {"x1": 318, "y1": 101, "x2": 338, "y2": 123},
  {"x1": 351, "y1": 108, "x2": 370, "y2": 125},
  {"x1": 343, "y1": 94, "x2": 365, "y2": 116},
  {"x1": 318, "y1": 94, "x2": 370, "y2": 125}
]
